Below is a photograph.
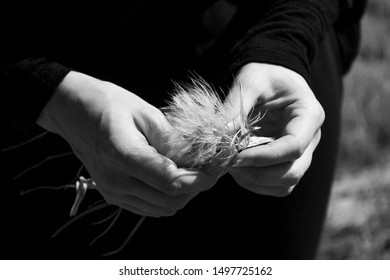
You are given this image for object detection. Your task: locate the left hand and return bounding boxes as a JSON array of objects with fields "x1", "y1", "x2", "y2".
[
  {"x1": 225, "y1": 63, "x2": 324, "y2": 197},
  {"x1": 37, "y1": 71, "x2": 218, "y2": 217}
]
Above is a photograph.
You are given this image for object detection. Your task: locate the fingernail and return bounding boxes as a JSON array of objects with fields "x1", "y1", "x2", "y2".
[
  {"x1": 231, "y1": 159, "x2": 244, "y2": 167},
  {"x1": 165, "y1": 157, "x2": 177, "y2": 167}
]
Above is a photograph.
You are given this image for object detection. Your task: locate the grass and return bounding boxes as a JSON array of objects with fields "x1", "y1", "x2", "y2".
[{"x1": 317, "y1": 0, "x2": 390, "y2": 259}]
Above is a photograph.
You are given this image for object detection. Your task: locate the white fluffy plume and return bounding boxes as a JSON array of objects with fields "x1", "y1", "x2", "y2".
[{"x1": 162, "y1": 76, "x2": 272, "y2": 175}]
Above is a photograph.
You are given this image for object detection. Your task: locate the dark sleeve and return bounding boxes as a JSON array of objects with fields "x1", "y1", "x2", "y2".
[
  {"x1": 0, "y1": 58, "x2": 71, "y2": 134},
  {"x1": 229, "y1": 0, "x2": 341, "y2": 81},
  {"x1": 0, "y1": 3, "x2": 72, "y2": 135}
]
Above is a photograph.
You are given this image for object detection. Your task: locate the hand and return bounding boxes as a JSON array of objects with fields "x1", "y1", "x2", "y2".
[
  {"x1": 226, "y1": 63, "x2": 324, "y2": 197},
  {"x1": 37, "y1": 71, "x2": 217, "y2": 217}
]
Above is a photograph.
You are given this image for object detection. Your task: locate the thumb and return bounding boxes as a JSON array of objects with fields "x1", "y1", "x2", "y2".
[{"x1": 138, "y1": 108, "x2": 195, "y2": 167}]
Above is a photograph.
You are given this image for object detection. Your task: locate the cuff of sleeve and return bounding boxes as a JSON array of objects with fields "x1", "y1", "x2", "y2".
[
  {"x1": 229, "y1": 38, "x2": 310, "y2": 82},
  {"x1": 1, "y1": 58, "x2": 71, "y2": 134}
]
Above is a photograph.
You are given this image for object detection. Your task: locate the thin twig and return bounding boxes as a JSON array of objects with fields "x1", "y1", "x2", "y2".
[
  {"x1": 101, "y1": 215, "x2": 146, "y2": 257},
  {"x1": 91, "y1": 208, "x2": 121, "y2": 226},
  {"x1": 89, "y1": 208, "x2": 122, "y2": 247},
  {"x1": 13, "y1": 152, "x2": 74, "y2": 180},
  {"x1": 1, "y1": 131, "x2": 49, "y2": 152},
  {"x1": 51, "y1": 202, "x2": 110, "y2": 238},
  {"x1": 20, "y1": 184, "x2": 73, "y2": 196},
  {"x1": 71, "y1": 165, "x2": 85, "y2": 184},
  {"x1": 88, "y1": 199, "x2": 106, "y2": 210}
]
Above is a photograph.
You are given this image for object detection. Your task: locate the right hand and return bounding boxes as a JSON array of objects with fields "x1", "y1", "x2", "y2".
[
  {"x1": 225, "y1": 63, "x2": 324, "y2": 197},
  {"x1": 37, "y1": 71, "x2": 218, "y2": 217}
]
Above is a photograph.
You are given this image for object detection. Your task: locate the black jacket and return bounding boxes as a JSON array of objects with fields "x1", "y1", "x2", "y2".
[
  {"x1": 1, "y1": 0, "x2": 366, "y2": 133},
  {"x1": 0, "y1": 0, "x2": 366, "y2": 259}
]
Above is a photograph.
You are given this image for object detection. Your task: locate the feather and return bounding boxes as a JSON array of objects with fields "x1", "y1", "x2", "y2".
[{"x1": 162, "y1": 76, "x2": 273, "y2": 175}]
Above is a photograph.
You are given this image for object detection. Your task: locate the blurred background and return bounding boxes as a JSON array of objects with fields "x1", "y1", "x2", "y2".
[{"x1": 317, "y1": 0, "x2": 390, "y2": 259}]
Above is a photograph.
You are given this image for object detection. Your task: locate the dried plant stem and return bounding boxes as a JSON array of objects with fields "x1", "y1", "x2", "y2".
[
  {"x1": 89, "y1": 208, "x2": 122, "y2": 247},
  {"x1": 1, "y1": 131, "x2": 49, "y2": 152},
  {"x1": 51, "y1": 202, "x2": 110, "y2": 238},
  {"x1": 20, "y1": 184, "x2": 72, "y2": 196},
  {"x1": 100, "y1": 215, "x2": 146, "y2": 257},
  {"x1": 13, "y1": 152, "x2": 74, "y2": 180}
]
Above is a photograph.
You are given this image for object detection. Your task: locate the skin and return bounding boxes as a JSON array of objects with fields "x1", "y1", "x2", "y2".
[
  {"x1": 36, "y1": 61, "x2": 324, "y2": 216},
  {"x1": 37, "y1": 71, "x2": 218, "y2": 217},
  {"x1": 226, "y1": 62, "x2": 324, "y2": 197}
]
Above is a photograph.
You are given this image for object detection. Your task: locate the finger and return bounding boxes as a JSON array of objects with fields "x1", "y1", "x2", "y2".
[
  {"x1": 95, "y1": 162, "x2": 202, "y2": 210},
  {"x1": 136, "y1": 108, "x2": 194, "y2": 167},
  {"x1": 229, "y1": 130, "x2": 321, "y2": 189},
  {"x1": 107, "y1": 194, "x2": 177, "y2": 217},
  {"x1": 110, "y1": 111, "x2": 218, "y2": 195},
  {"x1": 91, "y1": 174, "x2": 181, "y2": 217},
  {"x1": 228, "y1": 162, "x2": 299, "y2": 188},
  {"x1": 232, "y1": 175, "x2": 294, "y2": 197},
  {"x1": 122, "y1": 144, "x2": 216, "y2": 196},
  {"x1": 232, "y1": 121, "x2": 321, "y2": 168},
  {"x1": 231, "y1": 135, "x2": 303, "y2": 167},
  {"x1": 94, "y1": 172, "x2": 178, "y2": 217},
  {"x1": 124, "y1": 177, "x2": 198, "y2": 210}
]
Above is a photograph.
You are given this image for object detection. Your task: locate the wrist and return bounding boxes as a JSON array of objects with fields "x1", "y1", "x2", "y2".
[
  {"x1": 235, "y1": 63, "x2": 309, "y2": 99},
  {"x1": 36, "y1": 71, "x2": 106, "y2": 138}
]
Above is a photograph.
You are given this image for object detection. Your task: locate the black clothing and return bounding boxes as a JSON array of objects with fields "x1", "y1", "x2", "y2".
[
  {"x1": 1, "y1": 0, "x2": 365, "y2": 134},
  {"x1": 0, "y1": 0, "x2": 366, "y2": 259}
]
